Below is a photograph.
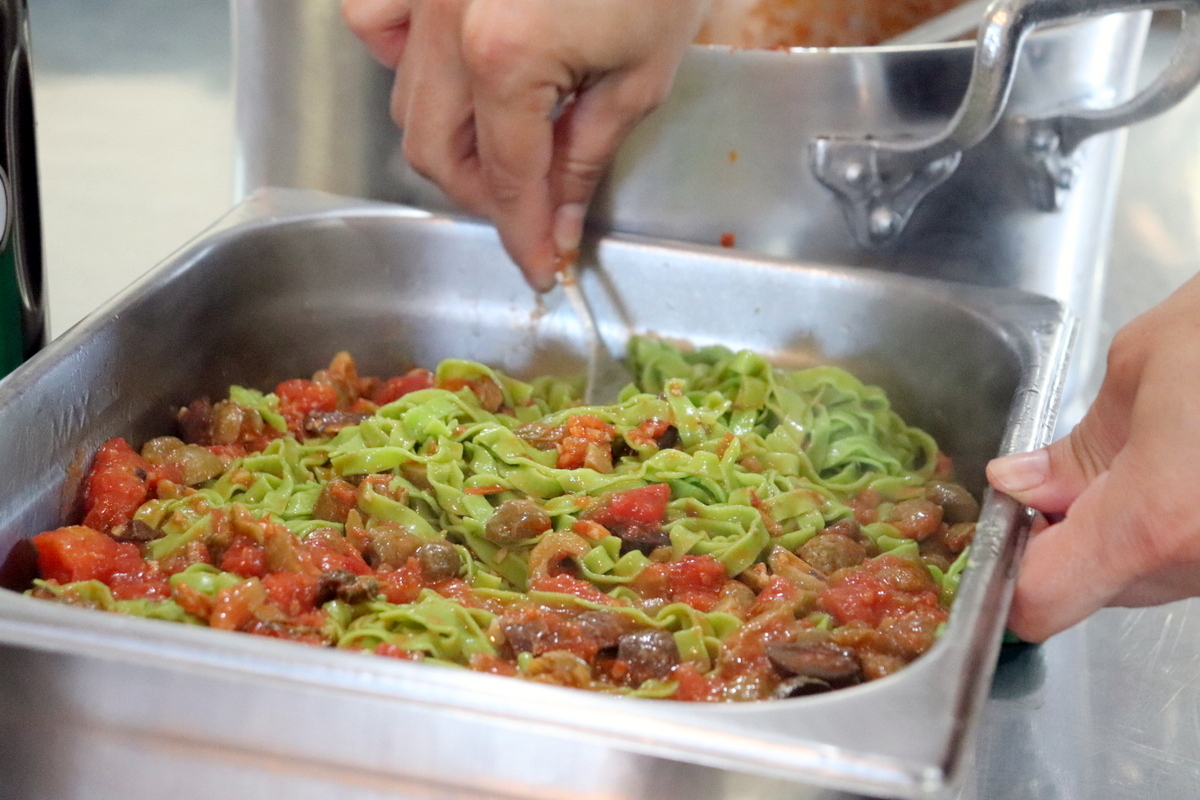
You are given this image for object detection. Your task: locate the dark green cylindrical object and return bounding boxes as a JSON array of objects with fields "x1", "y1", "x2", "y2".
[
  {"x1": 1, "y1": 0, "x2": 46, "y2": 380},
  {"x1": 1, "y1": 247, "x2": 21, "y2": 375}
]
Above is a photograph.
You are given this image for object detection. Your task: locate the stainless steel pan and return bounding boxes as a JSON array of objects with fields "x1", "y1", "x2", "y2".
[{"x1": 0, "y1": 189, "x2": 1072, "y2": 799}]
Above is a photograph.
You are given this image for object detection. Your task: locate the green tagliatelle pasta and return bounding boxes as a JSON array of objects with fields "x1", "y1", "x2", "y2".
[
  {"x1": 314, "y1": 340, "x2": 937, "y2": 587},
  {"x1": 28, "y1": 336, "x2": 977, "y2": 701}
]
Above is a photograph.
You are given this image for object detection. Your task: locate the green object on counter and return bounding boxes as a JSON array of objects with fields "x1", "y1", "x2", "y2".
[{"x1": 0, "y1": 244, "x2": 23, "y2": 379}]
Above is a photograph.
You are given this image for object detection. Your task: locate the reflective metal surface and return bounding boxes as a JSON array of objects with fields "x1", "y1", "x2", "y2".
[
  {"x1": 813, "y1": 0, "x2": 1200, "y2": 241},
  {"x1": 232, "y1": 0, "x2": 1146, "y2": 439},
  {"x1": 0, "y1": 189, "x2": 1072, "y2": 800}
]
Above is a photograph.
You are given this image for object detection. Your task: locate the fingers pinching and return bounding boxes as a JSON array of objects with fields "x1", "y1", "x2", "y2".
[
  {"x1": 461, "y1": 7, "x2": 570, "y2": 290},
  {"x1": 470, "y1": 87, "x2": 562, "y2": 290},
  {"x1": 342, "y1": 0, "x2": 414, "y2": 67},
  {"x1": 987, "y1": 369, "x2": 1133, "y2": 513},
  {"x1": 544, "y1": 73, "x2": 673, "y2": 283},
  {"x1": 394, "y1": 0, "x2": 489, "y2": 215},
  {"x1": 1006, "y1": 469, "x2": 1148, "y2": 641}
]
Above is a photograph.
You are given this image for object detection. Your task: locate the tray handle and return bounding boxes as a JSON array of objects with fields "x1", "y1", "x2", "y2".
[{"x1": 810, "y1": 0, "x2": 1200, "y2": 247}]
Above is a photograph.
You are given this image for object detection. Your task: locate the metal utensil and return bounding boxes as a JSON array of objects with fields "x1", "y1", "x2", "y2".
[
  {"x1": 558, "y1": 254, "x2": 631, "y2": 405},
  {"x1": 557, "y1": 259, "x2": 603, "y2": 405}
]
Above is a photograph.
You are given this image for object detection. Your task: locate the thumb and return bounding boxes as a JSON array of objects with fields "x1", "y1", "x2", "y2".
[
  {"x1": 1006, "y1": 464, "x2": 1153, "y2": 641},
  {"x1": 986, "y1": 381, "x2": 1131, "y2": 514}
]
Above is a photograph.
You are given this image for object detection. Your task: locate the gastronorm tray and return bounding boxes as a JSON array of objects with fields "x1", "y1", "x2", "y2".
[{"x1": 0, "y1": 188, "x2": 1073, "y2": 799}]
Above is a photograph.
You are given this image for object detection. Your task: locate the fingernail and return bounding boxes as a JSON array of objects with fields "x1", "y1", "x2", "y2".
[
  {"x1": 988, "y1": 449, "x2": 1050, "y2": 493},
  {"x1": 553, "y1": 203, "x2": 586, "y2": 256},
  {"x1": 528, "y1": 269, "x2": 557, "y2": 294}
]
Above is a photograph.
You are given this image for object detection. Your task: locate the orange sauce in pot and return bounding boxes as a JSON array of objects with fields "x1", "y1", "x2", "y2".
[{"x1": 696, "y1": 0, "x2": 970, "y2": 49}]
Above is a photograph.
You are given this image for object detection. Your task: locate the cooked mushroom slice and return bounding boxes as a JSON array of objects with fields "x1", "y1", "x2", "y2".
[
  {"x1": 111, "y1": 519, "x2": 165, "y2": 544},
  {"x1": 315, "y1": 571, "x2": 381, "y2": 605},
  {"x1": 514, "y1": 422, "x2": 565, "y2": 451},
  {"x1": 765, "y1": 641, "x2": 863, "y2": 690},
  {"x1": 416, "y1": 540, "x2": 461, "y2": 581},
  {"x1": 485, "y1": 499, "x2": 551, "y2": 545},
  {"x1": 177, "y1": 397, "x2": 214, "y2": 445},
  {"x1": 655, "y1": 425, "x2": 681, "y2": 450},
  {"x1": 364, "y1": 522, "x2": 422, "y2": 568},
  {"x1": 501, "y1": 619, "x2": 549, "y2": 656},
  {"x1": 798, "y1": 532, "x2": 867, "y2": 575},
  {"x1": 888, "y1": 498, "x2": 944, "y2": 541},
  {"x1": 316, "y1": 570, "x2": 357, "y2": 605},
  {"x1": 140, "y1": 437, "x2": 223, "y2": 486},
  {"x1": 611, "y1": 523, "x2": 672, "y2": 556},
  {"x1": 304, "y1": 410, "x2": 373, "y2": 437},
  {"x1": 772, "y1": 675, "x2": 836, "y2": 699},
  {"x1": 925, "y1": 482, "x2": 981, "y2": 524},
  {"x1": 945, "y1": 521, "x2": 976, "y2": 553},
  {"x1": 312, "y1": 478, "x2": 358, "y2": 524},
  {"x1": 618, "y1": 629, "x2": 679, "y2": 685},
  {"x1": 576, "y1": 610, "x2": 628, "y2": 652}
]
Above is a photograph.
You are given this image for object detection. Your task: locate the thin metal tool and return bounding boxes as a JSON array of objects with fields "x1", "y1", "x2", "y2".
[{"x1": 558, "y1": 259, "x2": 603, "y2": 405}]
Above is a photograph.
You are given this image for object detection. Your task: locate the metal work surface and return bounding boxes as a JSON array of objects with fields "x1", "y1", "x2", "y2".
[{"x1": 6, "y1": 1, "x2": 1200, "y2": 798}]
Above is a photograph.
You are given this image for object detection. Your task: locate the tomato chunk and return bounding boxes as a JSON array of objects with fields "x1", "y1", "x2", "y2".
[
  {"x1": 373, "y1": 369, "x2": 435, "y2": 405},
  {"x1": 300, "y1": 536, "x2": 372, "y2": 576},
  {"x1": 588, "y1": 483, "x2": 671, "y2": 528},
  {"x1": 33, "y1": 526, "x2": 123, "y2": 584},
  {"x1": 626, "y1": 419, "x2": 673, "y2": 448},
  {"x1": 276, "y1": 379, "x2": 338, "y2": 414},
  {"x1": 818, "y1": 555, "x2": 941, "y2": 628},
  {"x1": 276, "y1": 379, "x2": 339, "y2": 436},
  {"x1": 671, "y1": 663, "x2": 720, "y2": 702},
  {"x1": 556, "y1": 415, "x2": 615, "y2": 470},
  {"x1": 666, "y1": 555, "x2": 727, "y2": 612},
  {"x1": 377, "y1": 558, "x2": 426, "y2": 605},
  {"x1": 262, "y1": 571, "x2": 320, "y2": 617},
  {"x1": 530, "y1": 574, "x2": 619, "y2": 606},
  {"x1": 32, "y1": 525, "x2": 167, "y2": 599},
  {"x1": 82, "y1": 438, "x2": 153, "y2": 533},
  {"x1": 220, "y1": 535, "x2": 267, "y2": 578}
]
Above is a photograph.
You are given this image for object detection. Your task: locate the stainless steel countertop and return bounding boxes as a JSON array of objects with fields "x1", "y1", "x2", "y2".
[{"x1": 19, "y1": 1, "x2": 1200, "y2": 798}]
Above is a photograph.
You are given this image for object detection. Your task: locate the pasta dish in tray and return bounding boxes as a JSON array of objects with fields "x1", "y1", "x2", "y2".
[{"x1": 24, "y1": 338, "x2": 979, "y2": 702}]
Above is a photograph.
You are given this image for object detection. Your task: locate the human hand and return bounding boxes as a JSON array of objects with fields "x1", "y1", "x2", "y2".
[
  {"x1": 342, "y1": 0, "x2": 712, "y2": 291},
  {"x1": 987, "y1": 271, "x2": 1200, "y2": 642}
]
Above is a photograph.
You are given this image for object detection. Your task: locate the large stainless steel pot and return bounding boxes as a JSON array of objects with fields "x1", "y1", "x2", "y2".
[
  {"x1": 0, "y1": 0, "x2": 44, "y2": 379},
  {"x1": 232, "y1": 0, "x2": 1200, "y2": 429}
]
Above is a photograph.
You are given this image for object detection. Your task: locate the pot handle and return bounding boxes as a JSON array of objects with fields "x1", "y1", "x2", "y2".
[{"x1": 810, "y1": 0, "x2": 1200, "y2": 247}]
